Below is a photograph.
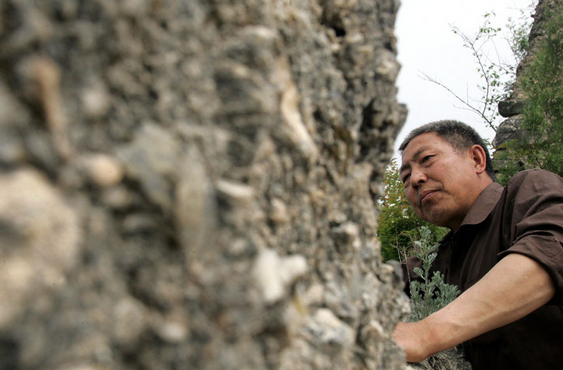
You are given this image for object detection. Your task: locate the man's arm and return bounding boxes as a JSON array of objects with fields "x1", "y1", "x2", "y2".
[{"x1": 393, "y1": 253, "x2": 556, "y2": 363}]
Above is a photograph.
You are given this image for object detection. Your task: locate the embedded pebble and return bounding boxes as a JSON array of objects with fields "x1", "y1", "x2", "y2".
[
  {"x1": 82, "y1": 85, "x2": 111, "y2": 118},
  {"x1": 216, "y1": 180, "x2": 255, "y2": 202},
  {"x1": 306, "y1": 308, "x2": 355, "y2": 348},
  {"x1": 254, "y1": 249, "x2": 308, "y2": 304},
  {"x1": 80, "y1": 154, "x2": 124, "y2": 187},
  {"x1": 270, "y1": 198, "x2": 289, "y2": 224}
]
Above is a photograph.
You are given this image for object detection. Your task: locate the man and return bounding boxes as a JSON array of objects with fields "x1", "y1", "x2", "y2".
[{"x1": 392, "y1": 120, "x2": 563, "y2": 369}]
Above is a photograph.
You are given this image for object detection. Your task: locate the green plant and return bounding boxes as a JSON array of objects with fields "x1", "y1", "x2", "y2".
[{"x1": 406, "y1": 226, "x2": 460, "y2": 322}]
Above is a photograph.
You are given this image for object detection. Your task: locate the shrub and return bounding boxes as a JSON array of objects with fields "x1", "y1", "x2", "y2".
[{"x1": 406, "y1": 226, "x2": 460, "y2": 322}]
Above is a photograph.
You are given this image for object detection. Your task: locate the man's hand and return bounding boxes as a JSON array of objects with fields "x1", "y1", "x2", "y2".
[{"x1": 392, "y1": 321, "x2": 431, "y2": 363}]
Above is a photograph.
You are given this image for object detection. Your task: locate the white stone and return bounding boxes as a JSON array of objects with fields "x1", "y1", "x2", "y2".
[
  {"x1": 156, "y1": 320, "x2": 188, "y2": 344},
  {"x1": 254, "y1": 249, "x2": 308, "y2": 304},
  {"x1": 216, "y1": 180, "x2": 254, "y2": 202},
  {"x1": 270, "y1": 198, "x2": 289, "y2": 224},
  {"x1": 254, "y1": 249, "x2": 284, "y2": 303},
  {"x1": 80, "y1": 153, "x2": 124, "y2": 187},
  {"x1": 81, "y1": 85, "x2": 110, "y2": 118},
  {"x1": 308, "y1": 308, "x2": 355, "y2": 347},
  {"x1": 361, "y1": 319, "x2": 386, "y2": 342},
  {"x1": 274, "y1": 57, "x2": 319, "y2": 164},
  {"x1": 279, "y1": 255, "x2": 308, "y2": 285},
  {"x1": 0, "y1": 169, "x2": 80, "y2": 329}
]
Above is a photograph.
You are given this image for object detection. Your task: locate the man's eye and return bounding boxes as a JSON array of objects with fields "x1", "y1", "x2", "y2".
[
  {"x1": 402, "y1": 174, "x2": 410, "y2": 184},
  {"x1": 421, "y1": 155, "x2": 432, "y2": 163}
]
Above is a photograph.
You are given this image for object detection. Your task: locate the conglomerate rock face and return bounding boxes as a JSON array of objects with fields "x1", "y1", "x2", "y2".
[
  {"x1": 0, "y1": 0, "x2": 408, "y2": 369},
  {"x1": 493, "y1": 0, "x2": 554, "y2": 150}
]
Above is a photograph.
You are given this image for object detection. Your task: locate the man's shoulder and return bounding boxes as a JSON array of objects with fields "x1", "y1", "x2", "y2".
[
  {"x1": 502, "y1": 169, "x2": 563, "y2": 207},
  {"x1": 506, "y1": 169, "x2": 563, "y2": 188}
]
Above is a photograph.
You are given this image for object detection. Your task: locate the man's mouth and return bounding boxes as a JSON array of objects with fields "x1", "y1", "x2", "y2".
[{"x1": 418, "y1": 190, "x2": 437, "y2": 207}]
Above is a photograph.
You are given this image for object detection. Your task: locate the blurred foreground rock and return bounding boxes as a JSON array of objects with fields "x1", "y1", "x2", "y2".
[{"x1": 0, "y1": 0, "x2": 410, "y2": 369}]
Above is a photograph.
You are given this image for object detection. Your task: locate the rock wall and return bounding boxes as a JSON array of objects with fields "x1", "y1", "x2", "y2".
[
  {"x1": 493, "y1": 0, "x2": 556, "y2": 149},
  {"x1": 0, "y1": 0, "x2": 409, "y2": 369}
]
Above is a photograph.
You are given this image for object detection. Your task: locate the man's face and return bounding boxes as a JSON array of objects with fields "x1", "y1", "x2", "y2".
[{"x1": 400, "y1": 132, "x2": 484, "y2": 231}]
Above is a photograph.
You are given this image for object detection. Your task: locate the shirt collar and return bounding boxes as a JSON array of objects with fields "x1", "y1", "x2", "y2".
[{"x1": 460, "y1": 181, "x2": 504, "y2": 227}]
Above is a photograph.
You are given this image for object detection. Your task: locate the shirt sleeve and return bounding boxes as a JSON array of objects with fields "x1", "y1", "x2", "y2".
[{"x1": 498, "y1": 170, "x2": 563, "y2": 303}]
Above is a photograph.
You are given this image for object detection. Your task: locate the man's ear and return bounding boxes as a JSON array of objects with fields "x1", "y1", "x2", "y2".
[{"x1": 470, "y1": 145, "x2": 488, "y2": 174}]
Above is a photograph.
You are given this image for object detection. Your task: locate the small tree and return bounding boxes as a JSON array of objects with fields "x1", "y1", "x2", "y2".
[{"x1": 423, "y1": 6, "x2": 535, "y2": 132}]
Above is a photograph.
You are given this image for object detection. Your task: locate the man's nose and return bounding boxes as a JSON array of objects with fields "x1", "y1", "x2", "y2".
[{"x1": 410, "y1": 167, "x2": 427, "y2": 187}]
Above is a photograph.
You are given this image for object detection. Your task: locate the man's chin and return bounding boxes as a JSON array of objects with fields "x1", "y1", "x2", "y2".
[{"x1": 420, "y1": 209, "x2": 446, "y2": 227}]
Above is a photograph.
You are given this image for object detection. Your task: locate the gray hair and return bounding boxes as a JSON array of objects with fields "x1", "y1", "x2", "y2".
[{"x1": 398, "y1": 120, "x2": 495, "y2": 180}]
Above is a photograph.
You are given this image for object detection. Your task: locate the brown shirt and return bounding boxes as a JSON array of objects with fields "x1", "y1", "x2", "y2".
[{"x1": 403, "y1": 169, "x2": 563, "y2": 370}]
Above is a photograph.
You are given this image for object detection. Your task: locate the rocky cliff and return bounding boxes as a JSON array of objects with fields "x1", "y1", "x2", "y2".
[
  {"x1": 493, "y1": 0, "x2": 557, "y2": 150},
  {"x1": 0, "y1": 0, "x2": 409, "y2": 369}
]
